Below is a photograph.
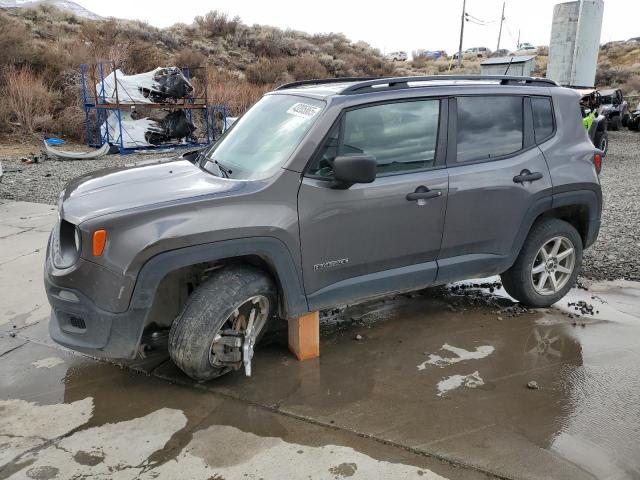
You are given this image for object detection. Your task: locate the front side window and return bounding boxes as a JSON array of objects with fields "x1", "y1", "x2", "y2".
[
  {"x1": 309, "y1": 99, "x2": 440, "y2": 177},
  {"x1": 456, "y1": 96, "x2": 523, "y2": 163},
  {"x1": 201, "y1": 94, "x2": 324, "y2": 180},
  {"x1": 531, "y1": 97, "x2": 554, "y2": 143}
]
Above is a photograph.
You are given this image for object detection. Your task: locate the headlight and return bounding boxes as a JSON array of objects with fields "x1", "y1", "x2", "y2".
[{"x1": 53, "y1": 220, "x2": 81, "y2": 269}]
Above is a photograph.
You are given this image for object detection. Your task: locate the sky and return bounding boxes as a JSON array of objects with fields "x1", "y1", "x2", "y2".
[{"x1": 74, "y1": 0, "x2": 638, "y2": 55}]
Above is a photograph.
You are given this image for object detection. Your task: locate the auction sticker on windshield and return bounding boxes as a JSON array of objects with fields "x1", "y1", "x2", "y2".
[{"x1": 287, "y1": 103, "x2": 322, "y2": 119}]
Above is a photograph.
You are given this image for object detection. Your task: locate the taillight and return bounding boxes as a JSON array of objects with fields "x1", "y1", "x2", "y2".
[{"x1": 593, "y1": 153, "x2": 602, "y2": 174}]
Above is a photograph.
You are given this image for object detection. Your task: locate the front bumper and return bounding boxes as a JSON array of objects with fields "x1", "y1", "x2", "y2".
[
  {"x1": 45, "y1": 223, "x2": 146, "y2": 358},
  {"x1": 46, "y1": 276, "x2": 145, "y2": 359}
]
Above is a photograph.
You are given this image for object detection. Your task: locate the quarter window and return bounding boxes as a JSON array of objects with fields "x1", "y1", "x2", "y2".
[
  {"x1": 531, "y1": 97, "x2": 554, "y2": 142},
  {"x1": 456, "y1": 96, "x2": 523, "y2": 163},
  {"x1": 309, "y1": 100, "x2": 440, "y2": 177}
]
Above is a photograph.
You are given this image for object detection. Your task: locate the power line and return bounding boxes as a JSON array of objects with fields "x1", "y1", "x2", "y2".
[
  {"x1": 466, "y1": 17, "x2": 489, "y2": 26},
  {"x1": 465, "y1": 12, "x2": 494, "y2": 24}
]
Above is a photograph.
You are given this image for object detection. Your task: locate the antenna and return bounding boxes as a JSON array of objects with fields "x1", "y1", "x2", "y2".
[{"x1": 504, "y1": 56, "x2": 515, "y2": 75}]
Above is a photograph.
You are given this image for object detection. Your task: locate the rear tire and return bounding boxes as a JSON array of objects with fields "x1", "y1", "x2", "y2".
[
  {"x1": 168, "y1": 265, "x2": 277, "y2": 382},
  {"x1": 594, "y1": 130, "x2": 608, "y2": 155},
  {"x1": 501, "y1": 218, "x2": 582, "y2": 308}
]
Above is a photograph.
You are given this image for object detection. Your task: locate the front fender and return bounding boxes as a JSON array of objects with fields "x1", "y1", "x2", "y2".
[{"x1": 131, "y1": 237, "x2": 309, "y2": 319}]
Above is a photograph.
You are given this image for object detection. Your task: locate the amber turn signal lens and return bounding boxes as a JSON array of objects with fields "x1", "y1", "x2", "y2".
[{"x1": 93, "y1": 230, "x2": 106, "y2": 256}]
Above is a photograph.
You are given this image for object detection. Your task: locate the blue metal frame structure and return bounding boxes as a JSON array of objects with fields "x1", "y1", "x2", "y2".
[{"x1": 82, "y1": 62, "x2": 215, "y2": 154}]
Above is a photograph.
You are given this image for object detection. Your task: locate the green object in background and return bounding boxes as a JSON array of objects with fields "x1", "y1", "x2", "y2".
[{"x1": 583, "y1": 112, "x2": 595, "y2": 130}]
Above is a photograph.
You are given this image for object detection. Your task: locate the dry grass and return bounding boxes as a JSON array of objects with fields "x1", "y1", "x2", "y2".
[
  {"x1": 205, "y1": 69, "x2": 272, "y2": 116},
  {"x1": 2, "y1": 66, "x2": 57, "y2": 136}
]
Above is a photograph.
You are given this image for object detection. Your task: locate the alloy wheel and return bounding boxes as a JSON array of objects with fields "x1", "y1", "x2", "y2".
[{"x1": 530, "y1": 236, "x2": 576, "y2": 296}]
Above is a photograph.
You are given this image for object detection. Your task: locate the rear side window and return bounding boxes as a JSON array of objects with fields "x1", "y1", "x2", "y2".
[
  {"x1": 309, "y1": 99, "x2": 440, "y2": 177},
  {"x1": 456, "y1": 96, "x2": 523, "y2": 163},
  {"x1": 531, "y1": 97, "x2": 554, "y2": 142}
]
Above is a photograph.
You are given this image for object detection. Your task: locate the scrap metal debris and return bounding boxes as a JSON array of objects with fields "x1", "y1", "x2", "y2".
[
  {"x1": 101, "y1": 110, "x2": 195, "y2": 149},
  {"x1": 98, "y1": 67, "x2": 193, "y2": 104},
  {"x1": 43, "y1": 141, "x2": 110, "y2": 160}
]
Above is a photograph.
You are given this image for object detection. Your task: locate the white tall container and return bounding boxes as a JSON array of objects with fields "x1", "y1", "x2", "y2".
[{"x1": 546, "y1": 0, "x2": 604, "y2": 87}]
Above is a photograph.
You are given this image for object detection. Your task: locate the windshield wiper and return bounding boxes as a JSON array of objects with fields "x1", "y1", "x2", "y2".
[
  {"x1": 201, "y1": 156, "x2": 232, "y2": 178},
  {"x1": 214, "y1": 160, "x2": 232, "y2": 178}
]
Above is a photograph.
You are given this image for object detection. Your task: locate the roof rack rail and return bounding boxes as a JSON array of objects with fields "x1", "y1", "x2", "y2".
[
  {"x1": 340, "y1": 75, "x2": 559, "y2": 94},
  {"x1": 275, "y1": 77, "x2": 378, "y2": 90}
]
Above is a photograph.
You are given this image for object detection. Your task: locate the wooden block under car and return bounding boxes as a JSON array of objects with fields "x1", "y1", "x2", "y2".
[{"x1": 288, "y1": 311, "x2": 320, "y2": 361}]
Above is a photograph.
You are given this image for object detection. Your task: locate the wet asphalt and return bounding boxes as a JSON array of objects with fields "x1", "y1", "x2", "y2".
[{"x1": 1, "y1": 200, "x2": 640, "y2": 480}]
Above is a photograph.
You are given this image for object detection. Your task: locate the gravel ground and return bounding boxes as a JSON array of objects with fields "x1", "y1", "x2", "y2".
[
  {"x1": 1, "y1": 131, "x2": 639, "y2": 281},
  {"x1": 0, "y1": 148, "x2": 177, "y2": 204},
  {"x1": 581, "y1": 129, "x2": 640, "y2": 281}
]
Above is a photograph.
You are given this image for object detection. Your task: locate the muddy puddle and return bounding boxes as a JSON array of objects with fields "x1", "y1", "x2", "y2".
[{"x1": 2, "y1": 278, "x2": 640, "y2": 479}]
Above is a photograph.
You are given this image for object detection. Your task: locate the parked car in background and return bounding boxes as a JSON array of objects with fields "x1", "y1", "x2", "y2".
[
  {"x1": 453, "y1": 47, "x2": 491, "y2": 59},
  {"x1": 514, "y1": 43, "x2": 538, "y2": 55},
  {"x1": 597, "y1": 88, "x2": 629, "y2": 131},
  {"x1": 491, "y1": 48, "x2": 512, "y2": 57},
  {"x1": 418, "y1": 50, "x2": 447, "y2": 60},
  {"x1": 386, "y1": 51, "x2": 408, "y2": 62},
  {"x1": 45, "y1": 75, "x2": 603, "y2": 382},
  {"x1": 628, "y1": 102, "x2": 640, "y2": 131}
]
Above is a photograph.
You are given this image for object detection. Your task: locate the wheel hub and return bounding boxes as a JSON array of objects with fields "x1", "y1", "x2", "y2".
[
  {"x1": 545, "y1": 258, "x2": 558, "y2": 273},
  {"x1": 208, "y1": 295, "x2": 269, "y2": 376}
]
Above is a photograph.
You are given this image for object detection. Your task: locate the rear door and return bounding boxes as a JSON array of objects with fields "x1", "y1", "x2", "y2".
[
  {"x1": 436, "y1": 94, "x2": 553, "y2": 282},
  {"x1": 298, "y1": 98, "x2": 449, "y2": 309}
]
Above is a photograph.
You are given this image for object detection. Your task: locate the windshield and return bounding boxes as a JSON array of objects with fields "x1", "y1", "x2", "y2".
[{"x1": 201, "y1": 94, "x2": 325, "y2": 180}]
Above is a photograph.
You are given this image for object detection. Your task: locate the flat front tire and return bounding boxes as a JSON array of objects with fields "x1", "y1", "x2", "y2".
[
  {"x1": 168, "y1": 265, "x2": 277, "y2": 382},
  {"x1": 501, "y1": 218, "x2": 583, "y2": 308}
]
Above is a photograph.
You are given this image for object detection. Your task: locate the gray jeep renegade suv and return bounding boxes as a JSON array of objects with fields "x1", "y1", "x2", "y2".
[{"x1": 45, "y1": 75, "x2": 602, "y2": 381}]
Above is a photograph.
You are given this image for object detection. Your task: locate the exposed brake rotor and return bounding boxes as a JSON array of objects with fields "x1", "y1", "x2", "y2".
[{"x1": 209, "y1": 296, "x2": 268, "y2": 377}]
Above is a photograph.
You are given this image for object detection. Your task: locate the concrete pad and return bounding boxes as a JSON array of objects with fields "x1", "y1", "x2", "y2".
[
  {"x1": 0, "y1": 201, "x2": 52, "y2": 332},
  {"x1": 0, "y1": 201, "x2": 57, "y2": 231},
  {"x1": 0, "y1": 335, "x2": 27, "y2": 357},
  {"x1": 11, "y1": 317, "x2": 55, "y2": 346},
  {"x1": 0, "y1": 249, "x2": 49, "y2": 330},
  {"x1": 0, "y1": 340, "x2": 484, "y2": 480},
  {"x1": 0, "y1": 224, "x2": 25, "y2": 238},
  {"x1": 0, "y1": 228, "x2": 50, "y2": 265}
]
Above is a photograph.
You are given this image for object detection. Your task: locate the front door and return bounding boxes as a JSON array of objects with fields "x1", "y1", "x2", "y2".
[{"x1": 298, "y1": 98, "x2": 449, "y2": 310}]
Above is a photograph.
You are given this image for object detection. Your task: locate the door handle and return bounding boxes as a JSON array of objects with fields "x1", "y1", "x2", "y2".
[
  {"x1": 513, "y1": 170, "x2": 543, "y2": 183},
  {"x1": 406, "y1": 186, "x2": 443, "y2": 202}
]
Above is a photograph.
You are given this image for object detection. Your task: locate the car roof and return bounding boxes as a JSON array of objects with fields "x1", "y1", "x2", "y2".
[{"x1": 271, "y1": 75, "x2": 559, "y2": 99}]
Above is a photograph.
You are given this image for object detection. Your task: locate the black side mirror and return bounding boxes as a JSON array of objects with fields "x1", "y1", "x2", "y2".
[{"x1": 331, "y1": 155, "x2": 377, "y2": 189}]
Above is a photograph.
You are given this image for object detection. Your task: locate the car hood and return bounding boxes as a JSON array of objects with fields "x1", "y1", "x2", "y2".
[{"x1": 60, "y1": 158, "x2": 247, "y2": 224}]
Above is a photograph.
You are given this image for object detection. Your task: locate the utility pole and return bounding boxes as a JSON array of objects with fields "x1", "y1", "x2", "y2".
[
  {"x1": 516, "y1": 29, "x2": 521, "y2": 49},
  {"x1": 457, "y1": 0, "x2": 466, "y2": 69},
  {"x1": 496, "y1": 1, "x2": 505, "y2": 52}
]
